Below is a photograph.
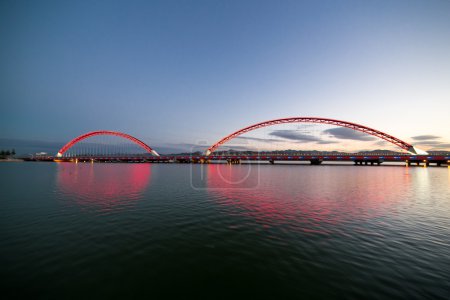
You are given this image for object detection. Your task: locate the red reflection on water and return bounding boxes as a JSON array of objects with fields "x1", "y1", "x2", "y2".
[
  {"x1": 206, "y1": 164, "x2": 412, "y2": 233},
  {"x1": 56, "y1": 163, "x2": 151, "y2": 210}
]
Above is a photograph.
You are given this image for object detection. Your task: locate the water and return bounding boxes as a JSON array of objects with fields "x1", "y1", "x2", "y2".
[{"x1": 1, "y1": 162, "x2": 449, "y2": 299}]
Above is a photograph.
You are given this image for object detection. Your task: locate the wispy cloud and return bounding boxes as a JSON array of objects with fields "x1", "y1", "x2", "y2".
[
  {"x1": 156, "y1": 143, "x2": 208, "y2": 154},
  {"x1": 0, "y1": 138, "x2": 63, "y2": 155},
  {"x1": 323, "y1": 128, "x2": 376, "y2": 141},
  {"x1": 234, "y1": 136, "x2": 285, "y2": 143},
  {"x1": 317, "y1": 140, "x2": 339, "y2": 144},
  {"x1": 415, "y1": 140, "x2": 446, "y2": 146},
  {"x1": 374, "y1": 140, "x2": 389, "y2": 146},
  {"x1": 429, "y1": 143, "x2": 450, "y2": 150},
  {"x1": 411, "y1": 135, "x2": 441, "y2": 140},
  {"x1": 269, "y1": 130, "x2": 322, "y2": 142}
]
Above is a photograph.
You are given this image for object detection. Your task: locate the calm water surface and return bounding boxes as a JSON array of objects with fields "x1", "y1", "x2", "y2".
[{"x1": 1, "y1": 162, "x2": 449, "y2": 299}]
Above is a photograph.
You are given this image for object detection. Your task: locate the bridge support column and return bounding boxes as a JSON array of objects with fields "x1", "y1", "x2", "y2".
[
  {"x1": 269, "y1": 160, "x2": 275, "y2": 165},
  {"x1": 176, "y1": 159, "x2": 190, "y2": 163},
  {"x1": 227, "y1": 159, "x2": 241, "y2": 164},
  {"x1": 310, "y1": 159, "x2": 323, "y2": 165}
]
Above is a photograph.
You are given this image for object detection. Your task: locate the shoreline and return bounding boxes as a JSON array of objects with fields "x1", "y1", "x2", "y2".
[{"x1": 0, "y1": 158, "x2": 24, "y2": 162}]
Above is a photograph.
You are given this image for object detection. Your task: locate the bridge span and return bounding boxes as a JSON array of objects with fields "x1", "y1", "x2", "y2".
[
  {"x1": 47, "y1": 116, "x2": 447, "y2": 166},
  {"x1": 50, "y1": 154, "x2": 450, "y2": 167}
]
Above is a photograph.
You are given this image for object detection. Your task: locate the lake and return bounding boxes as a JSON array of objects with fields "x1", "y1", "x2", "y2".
[{"x1": 1, "y1": 162, "x2": 449, "y2": 299}]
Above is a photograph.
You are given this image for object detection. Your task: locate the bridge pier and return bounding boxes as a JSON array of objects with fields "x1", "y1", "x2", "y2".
[
  {"x1": 269, "y1": 160, "x2": 275, "y2": 165},
  {"x1": 227, "y1": 159, "x2": 241, "y2": 164},
  {"x1": 353, "y1": 159, "x2": 383, "y2": 166},
  {"x1": 310, "y1": 159, "x2": 323, "y2": 165},
  {"x1": 176, "y1": 158, "x2": 190, "y2": 163},
  {"x1": 407, "y1": 160, "x2": 449, "y2": 167}
]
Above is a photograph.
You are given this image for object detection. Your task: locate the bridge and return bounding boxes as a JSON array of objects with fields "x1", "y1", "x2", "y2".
[
  {"x1": 51, "y1": 154, "x2": 450, "y2": 166},
  {"x1": 45, "y1": 117, "x2": 449, "y2": 166}
]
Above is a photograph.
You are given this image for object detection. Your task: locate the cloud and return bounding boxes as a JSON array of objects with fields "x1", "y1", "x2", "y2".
[
  {"x1": 411, "y1": 135, "x2": 441, "y2": 141},
  {"x1": 212, "y1": 145, "x2": 255, "y2": 151},
  {"x1": 0, "y1": 138, "x2": 63, "y2": 148},
  {"x1": 435, "y1": 143, "x2": 450, "y2": 148},
  {"x1": 234, "y1": 136, "x2": 285, "y2": 143},
  {"x1": 429, "y1": 143, "x2": 450, "y2": 150},
  {"x1": 323, "y1": 127, "x2": 376, "y2": 141},
  {"x1": 375, "y1": 140, "x2": 389, "y2": 146},
  {"x1": 415, "y1": 140, "x2": 446, "y2": 146},
  {"x1": 0, "y1": 138, "x2": 64, "y2": 155},
  {"x1": 316, "y1": 140, "x2": 339, "y2": 144},
  {"x1": 409, "y1": 139, "x2": 450, "y2": 151},
  {"x1": 269, "y1": 130, "x2": 322, "y2": 142},
  {"x1": 158, "y1": 143, "x2": 208, "y2": 154}
]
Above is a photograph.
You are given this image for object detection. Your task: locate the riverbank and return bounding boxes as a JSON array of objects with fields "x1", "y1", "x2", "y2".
[{"x1": 0, "y1": 158, "x2": 24, "y2": 162}]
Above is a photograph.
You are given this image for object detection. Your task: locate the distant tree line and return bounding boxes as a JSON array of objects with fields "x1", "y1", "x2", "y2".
[{"x1": 0, "y1": 149, "x2": 15, "y2": 157}]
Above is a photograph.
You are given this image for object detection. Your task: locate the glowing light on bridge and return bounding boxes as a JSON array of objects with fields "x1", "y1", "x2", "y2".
[
  {"x1": 205, "y1": 117, "x2": 428, "y2": 156},
  {"x1": 56, "y1": 130, "x2": 159, "y2": 157}
]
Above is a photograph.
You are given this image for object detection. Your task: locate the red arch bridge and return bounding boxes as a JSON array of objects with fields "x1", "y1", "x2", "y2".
[{"x1": 49, "y1": 118, "x2": 449, "y2": 166}]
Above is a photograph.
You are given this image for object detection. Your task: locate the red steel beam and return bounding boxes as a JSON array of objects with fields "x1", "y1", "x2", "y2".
[
  {"x1": 56, "y1": 130, "x2": 159, "y2": 157},
  {"x1": 206, "y1": 117, "x2": 413, "y2": 155}
]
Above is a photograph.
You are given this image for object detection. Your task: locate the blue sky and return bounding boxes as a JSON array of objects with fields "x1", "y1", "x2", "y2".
[{"x1": 1, "y1": 0, "x2": 449, "y2": 154}]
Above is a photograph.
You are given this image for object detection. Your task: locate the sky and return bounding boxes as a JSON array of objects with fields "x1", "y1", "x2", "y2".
[{"x1": 1, "y1": 0, "x2": 450, "y2": 154}]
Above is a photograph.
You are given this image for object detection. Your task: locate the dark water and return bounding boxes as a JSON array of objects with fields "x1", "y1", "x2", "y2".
[{"x1": 1, "y1": 162, "x2": 449, "y2": 299}]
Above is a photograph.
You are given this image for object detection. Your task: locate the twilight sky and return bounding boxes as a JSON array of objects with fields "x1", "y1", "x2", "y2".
[{"x1": 1, "y1": 0, "x2": 450, "y2": 154}]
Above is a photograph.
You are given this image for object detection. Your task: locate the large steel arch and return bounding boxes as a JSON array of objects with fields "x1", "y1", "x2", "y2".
[
  {"x1": 205, "y1": 117, "x2": 426, "y2": 156},
  {"x1": 56, "y1": 130, "x2": 160, "y2": 157}
]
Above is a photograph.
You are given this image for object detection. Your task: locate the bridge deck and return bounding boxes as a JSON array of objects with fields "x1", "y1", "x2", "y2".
[{"x1": 45, "y1": 155, "x2": 450, "y2": 166}]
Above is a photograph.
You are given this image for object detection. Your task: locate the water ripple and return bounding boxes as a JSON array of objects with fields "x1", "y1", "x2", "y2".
[{"x1": 0, "y1": 163, "x2": 449, "y2": 299}]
